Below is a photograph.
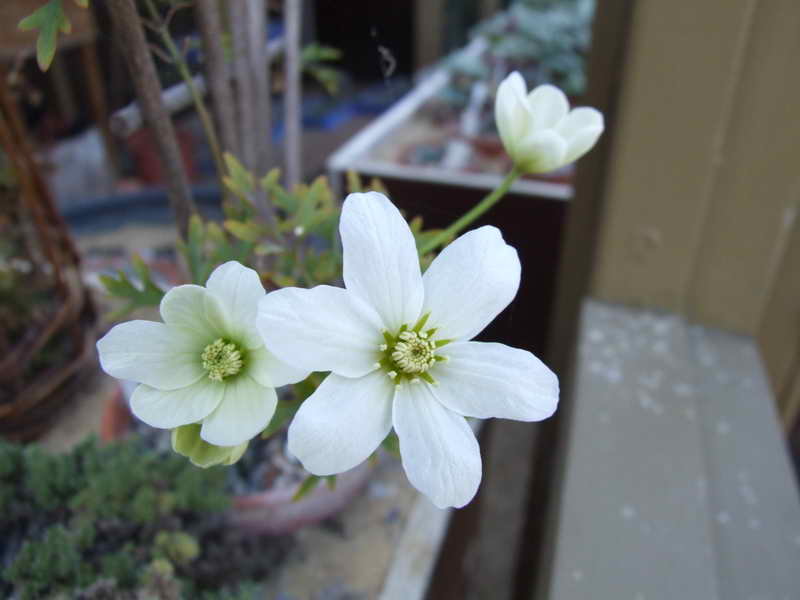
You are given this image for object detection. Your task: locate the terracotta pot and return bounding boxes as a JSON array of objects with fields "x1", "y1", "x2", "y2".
[{"x1": 100, "y1": 391, "x2": 371, "y2": 535}]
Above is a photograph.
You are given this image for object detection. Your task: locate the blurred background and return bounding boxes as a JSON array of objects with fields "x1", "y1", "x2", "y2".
[{"x1": 1, "y1": 0, "x2": 798, "y2": 599}]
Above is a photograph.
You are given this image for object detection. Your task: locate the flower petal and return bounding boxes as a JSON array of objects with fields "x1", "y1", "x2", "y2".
[
  {"x1": 160, "y1": 284, "x2": 221, "y2": 341},
  {"x1": 556, "y1": 106, "x2": 604, "y2": 139},
  {"x1": 248, "y1": 346, "x2": 310, "y2": 388},
  {"x1": 526, "y1": 84, "x2": 569, "y2": 130},
  {"x1": 204, "y1": 261, "x2": 264, "y2": 349},
  {"x1": 495, "y1": 71, "x2": 531, "y2": 157},
  {"x1": 431, "y1": 341, "x2": 558, "y2": 421},
  {"x1": 558, "y1": 110, "x2": 604, "y2": 166},
  {"x1": 257, "y1": 285, "x2": 384, "y2": 378},
  {"x1": 516, "y1": 128, "x2": 568, "y2": 173},
  {"x1": 130, "y1": 379, "x2": 224, "y2": 429},
  {"x1": 287, "y1": 370, "x2": 394, "y2": 475},
  {"x1": 200, "y1": 376, "x2": 278, "y2": 446},
  {"x1": 393, "y1": 382, "x2": 482, "y2": 509},
  {"x1": 422, "y1": 226, "x2": 520, "y2": 341},
  {"x1": 340, "y1": 192, "x2": 424, "y2": 331},
  {"x1": 97, "y1": 320, "x2": 204, "y2": 390}
]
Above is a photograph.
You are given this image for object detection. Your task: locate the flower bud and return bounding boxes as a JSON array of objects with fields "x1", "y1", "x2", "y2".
[
  {"x1": 494, "y1": 72, "x2": 604, "y2": 173},
  {"x1": 171, "y1": 423, "x2": 248, "y2": 468}
]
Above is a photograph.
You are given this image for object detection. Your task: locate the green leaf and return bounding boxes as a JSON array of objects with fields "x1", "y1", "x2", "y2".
[
  {"x1": 325, "y1": 475, "x2": 337, "y2": 491},
  {"x1": 73, "y1": 0, "x2": 89, "y2": 6},
  {"x1": 292, "y1": 474, "x2": 321, "y2": 502},
  {"x1": 18, "y1": 0, "x2": 69, "y2": 71},
  {"x1": 346, "y1": 170, "x2": 362, "y2": 194},
  {"x1": 224, "y1": 219, "x2": 266, "y2": 244},
  {"x1": 222, "y1": 152, "x2": 255, "y2": 197},
  {"x1": 99, "y1": 255, "x2": 165, "y2": 319}
]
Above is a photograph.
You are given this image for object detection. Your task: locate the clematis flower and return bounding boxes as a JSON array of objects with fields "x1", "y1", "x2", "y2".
[
  {"x1": 256, "y1": 192, "x2": 558, "y2": 508},
  {"x1": 495, "y1": 71, "x2": 604, "y2": 173},
  {"x1": 97, "y1": 261, "x2": 308, "y2": 451}
]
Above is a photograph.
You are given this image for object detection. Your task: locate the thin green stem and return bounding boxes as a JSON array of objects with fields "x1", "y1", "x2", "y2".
[
  {"x1": 417, "y1": 166, "x2": 522, "y2": 256},
  {"x1": 143, "y1": 0, "x2": 226, "y2": 183}
]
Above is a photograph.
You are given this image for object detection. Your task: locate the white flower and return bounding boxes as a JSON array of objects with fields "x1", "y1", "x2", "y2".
[
  {"x1": 495, "y1": 71, "x2": 604, "y2": 173},
  {"x1": 256, "y1": 193, "x2": 558, "y2": 508},
  {"x1": 97, "y1": 261, "x2": 309, "y2": 448}
]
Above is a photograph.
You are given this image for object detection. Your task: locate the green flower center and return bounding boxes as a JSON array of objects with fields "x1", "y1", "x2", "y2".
[
  {"x1": 201, "y1": 338, "x2": 243, "y2": 382},
  {"x1": 377, "y1": 313, "x2": 450, "y2": 386}
]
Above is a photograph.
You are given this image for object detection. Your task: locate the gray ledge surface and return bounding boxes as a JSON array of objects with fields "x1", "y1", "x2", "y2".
[{"x1": 548, "y1": 300, "x2": 800, "y2": 600}]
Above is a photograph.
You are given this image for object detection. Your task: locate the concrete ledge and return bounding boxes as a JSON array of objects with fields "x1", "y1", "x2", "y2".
[{"x1": 548, "y1": 300, "x2": 800, "y2": 600}]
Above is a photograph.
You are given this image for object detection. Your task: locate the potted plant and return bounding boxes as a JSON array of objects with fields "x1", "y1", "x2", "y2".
[
  {"x1": 15, "y1": 0, "x2": 600, "y2": 521},
  {"x1": 0, "y1": 435, "x2": 292, "y2": 598}
]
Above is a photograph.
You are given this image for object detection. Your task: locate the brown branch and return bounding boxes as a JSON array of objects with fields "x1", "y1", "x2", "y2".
[
  {"x1": 106, "y1": 0, "x2": 196, "y2": 239},
  {"x1": 284, "y1": 0, "x2": 302, "y2": 188},
  {"x1": 246, "y1": 0, "x2": 272, "y2": 175},
  {"x1": 194, "y1": 0, "x2": 239, "y2": 156},
  {"x1": 229, "y1": 1, "x2": 257, "y2": 171}
]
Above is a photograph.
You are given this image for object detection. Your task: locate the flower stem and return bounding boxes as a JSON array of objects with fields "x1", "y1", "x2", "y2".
[
  {"x1": 143, "y1": 0, "x2": 226, "y2": 184},
  {"x1": 418, "y1": 166, "x2": 522, "y2": 256}
]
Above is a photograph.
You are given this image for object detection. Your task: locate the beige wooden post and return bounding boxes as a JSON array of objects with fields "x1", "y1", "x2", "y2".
[{"x1": 586, "y1": 0, "x2": 800, "y2": 423}]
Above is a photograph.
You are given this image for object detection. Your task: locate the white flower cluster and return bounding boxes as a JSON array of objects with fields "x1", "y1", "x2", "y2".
[{"x1": 97, "y1": 74, "x2": 599, "y2": 508}]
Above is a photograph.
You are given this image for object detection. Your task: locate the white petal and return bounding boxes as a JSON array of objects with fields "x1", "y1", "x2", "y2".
[
  {"x1": 495, "y1": 72, "x2": 531, "y2": 156},
  {"x1": 393, "y1": 383, "x2": 482, "y2": 509},
  {"x1": 257, "y1": 285, "x2": 384, "y2": 378},
  {"x1": 248, "y1": 346, "x2": 310, "y2": 387},
  {"x1": 422, "y1": 226, "x2": 520, "y2": 341},
  {"x1": 556, "y1": 106, "x2": 604, "y2": 139},
  {"x1": 200, "y1": 376, "x2": 278, "y2": 446},
  {"x1": 204, "y1": 261, "x2": 264, "y2": 349},
  {"x1": 563, "y1": 125, "x2": 603, "y2": 165},
  {"x1": 431, "y1": 341, "x2": 558, "y2": 421},
  {"x1": 557, "y1": 107, "x2": 604, "y2": 164},
  {"x1": 516, "y1": 128, "x2": 568, "y2": 173},
  {"x1": 130, "y1": 379, "x2": 224, "y2": 429},
  {"x1": 526, "y1": 84, "x2": 569, "y2": 130},
  {"x1": 160, "y1": 284, "x2": 221, "y2": 340},
  {"x1": 340, "y1": 192, "x2": 424, "y2": 331},
  {"x1": 287, "y1": 371, "x2": 394, "y2": 475},
  {"x1": 97, "y1": 320, "x2": 204, "y2": 390}
]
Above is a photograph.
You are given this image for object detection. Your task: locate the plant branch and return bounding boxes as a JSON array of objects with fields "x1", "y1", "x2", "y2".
[
  {"x1": 417, "y1": 166, "x2": 522, "y2": 256},
  {"x1": 194, "y1": 0, "x2": 239, "y2": 156},
  {"x1": 142, "y1": 0, "x2": 225, "y2": 185},
  {"x1": 106, "y1": 0, "x2": 196, "y2": 239}
]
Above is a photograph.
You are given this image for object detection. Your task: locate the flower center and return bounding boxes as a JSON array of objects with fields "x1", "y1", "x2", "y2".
[
  {"x1": 201, "y1": 338, "x2": 243, "y2": 382},
  {"x1": 377, "y1": 313, "x2": 450, "y2": 385}
]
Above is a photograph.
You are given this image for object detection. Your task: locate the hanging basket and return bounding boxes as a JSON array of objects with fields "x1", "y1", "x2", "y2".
[{"x1": 0, "y1": 68, "x2": 98, "y2": 442}]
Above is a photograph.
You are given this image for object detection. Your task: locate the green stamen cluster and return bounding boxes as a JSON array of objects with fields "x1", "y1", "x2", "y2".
[
  {"x1": 377, "y1": 313, "x2": 450, "y2": 385},
  {"x1": 201, "y1": 338, "x2": 243, "y2": 382}
]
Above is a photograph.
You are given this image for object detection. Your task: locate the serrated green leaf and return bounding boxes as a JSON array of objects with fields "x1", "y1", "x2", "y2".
[
  {"x1": 292, "y1": 474, "x2": 321, "y2": 502},
  {"x1": 99, "y1": 263, "x2": 165, "y2": 320},
  {"x1": 73, "y1": 0, "x2": 89, "y2": 7},
  {"x1": 224, "y1": 219, "x2": 264, "y2": 243},
  {"x1": 259, "y1": 168, "x2": 281, "y2": 190},
  {"x1": 19, "y1": 0, "x2": 69, "y2": 71},
  {"x1": 223, "y1": 152, "x2": 254, "y2": 196}
]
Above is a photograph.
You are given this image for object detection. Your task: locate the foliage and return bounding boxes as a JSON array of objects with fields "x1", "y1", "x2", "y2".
[
  {"x1": 98, "y1": 253, "x2": 167, "y2": 320},
  {"x1": 100, "y1": 162, "x2": 442, "y2": 315},
  {"x1": 301, "y1": 42, "x2": 344, "y2": 95},
  {"x1": 472, "y1": 0, "x2": 594, "y2": 97},
  {"x1": 0, "y1": 436, "x2": 285, "y2": 599},
  {"x1": 17, "y1": 0, "x2": 88, "y2": 71}
]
